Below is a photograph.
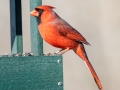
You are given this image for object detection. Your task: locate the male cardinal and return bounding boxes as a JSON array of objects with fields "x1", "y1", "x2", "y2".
[{"x1": 30, "y1": 5, "x2": 103, "y2": 90}]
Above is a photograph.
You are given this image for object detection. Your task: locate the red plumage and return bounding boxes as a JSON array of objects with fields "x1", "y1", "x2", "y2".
[{"x1": 30, "y1": 5, "x2": 103, "y2": 90}]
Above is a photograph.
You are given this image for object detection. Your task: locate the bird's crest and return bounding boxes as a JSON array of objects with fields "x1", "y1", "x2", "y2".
[{"x1": 36, "y1": 5, "x2": 55, "y2": 10}]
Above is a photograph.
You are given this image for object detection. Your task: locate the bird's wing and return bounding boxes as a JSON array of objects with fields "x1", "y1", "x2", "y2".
[{"x1": 55, "y1": 19, "x2": 90, "y2": 45}]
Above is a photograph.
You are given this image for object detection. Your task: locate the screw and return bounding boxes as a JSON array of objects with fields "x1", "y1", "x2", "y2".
[
  {"x1": 57, "y1": 59, "x2": 62, "y2": 63},
  {"x1": 58, "y1": 82, "x2": 63, "y2": 86}
]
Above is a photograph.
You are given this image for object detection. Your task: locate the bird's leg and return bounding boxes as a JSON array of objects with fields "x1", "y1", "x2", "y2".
[
  {"x1": 43, "y1": 48, "x2": 70, "y2": 56},
  {"x1": 43, "y1": 49, "x2": 63, "y2": 56},
  {"x1": 57, "y1": 48, "x2": 70, "y2": 55},
  {"x1": 54, "y1": 49, "x2": 64, "y2": 54}
]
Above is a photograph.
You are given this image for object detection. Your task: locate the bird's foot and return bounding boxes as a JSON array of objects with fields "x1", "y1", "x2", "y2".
[{"x1": 43, "y1": 48, "x2": 70, "y2": 56}]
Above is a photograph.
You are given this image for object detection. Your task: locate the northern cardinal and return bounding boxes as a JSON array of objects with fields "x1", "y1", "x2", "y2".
[{"x1": 30, "y1": 5, "x2": 103, "y2": 90}]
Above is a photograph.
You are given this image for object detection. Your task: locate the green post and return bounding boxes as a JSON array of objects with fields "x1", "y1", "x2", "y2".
[
  {"x1": 30, "y1": 0, "x2": 43, "y2": 56},
  {"x1": 0, "y1": 1, "x2": 64, "y2": 90},
  {"x1": 10, "y1": 0, "x2": 23, "y2": 54}
]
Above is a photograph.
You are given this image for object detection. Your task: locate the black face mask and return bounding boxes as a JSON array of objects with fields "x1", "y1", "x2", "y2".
[{"x1": 34, "y1": 8, "x2": 44, "y2": 25}]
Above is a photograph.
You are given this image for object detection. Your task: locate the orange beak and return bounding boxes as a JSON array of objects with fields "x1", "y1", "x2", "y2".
[{"x1": 30, "y1": 10, "x2": 39, "y2": 17}]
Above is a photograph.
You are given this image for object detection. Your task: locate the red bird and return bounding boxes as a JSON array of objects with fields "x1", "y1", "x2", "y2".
[{"x1": 30, "y1": 5, "x2": 103, "y2": 90}]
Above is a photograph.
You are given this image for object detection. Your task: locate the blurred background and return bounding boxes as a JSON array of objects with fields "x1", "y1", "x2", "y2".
[{"x1": 0, "y1": 0, "x2": 120, "y2": 90}]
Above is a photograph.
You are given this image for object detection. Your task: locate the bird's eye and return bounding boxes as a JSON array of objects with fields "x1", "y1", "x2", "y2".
[
  {"x1": 35, "y1": 8, "x2": 44, "y2": 15},
  {"x1": 35, "y1": 8, "x2": 40, "y2": 11}
]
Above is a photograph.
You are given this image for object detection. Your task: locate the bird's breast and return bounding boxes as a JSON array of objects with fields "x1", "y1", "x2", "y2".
[
  {"x1": 38, "y1": 23, "x2": 62, "y2": 48},
  {"x1": 38, "y1": 22, "x2": 78, "y2": 49}
]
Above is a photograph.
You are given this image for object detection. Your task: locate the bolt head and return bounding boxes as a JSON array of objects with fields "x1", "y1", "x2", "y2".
[
  {"x1": 57, "y1": 59, "x2": 62, "y2": 63},
  {"x1": 58, "y1": 82, "x2": 63, "y2": 86}
]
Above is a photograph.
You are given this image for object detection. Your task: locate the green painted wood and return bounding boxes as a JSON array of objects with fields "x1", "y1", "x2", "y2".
[
  {"x1": 30, "y1": 0, "x2": 43, "y2": 56},
  {"x1": 10, "y1": 0, "x2": 23, "y2": 54},
  {"x1": 0, "y1": 56, "x2": 63, "y2": 90}
]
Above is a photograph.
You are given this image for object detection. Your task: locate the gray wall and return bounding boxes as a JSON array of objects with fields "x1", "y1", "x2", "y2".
[{"x1": 0, "y1": 0, "x2": 120, "y2": 90}]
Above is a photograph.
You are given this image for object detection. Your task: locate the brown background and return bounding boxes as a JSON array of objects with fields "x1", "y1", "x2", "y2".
[{"x1": 0, "y1": 0, "x2": 120, "y2": 90}]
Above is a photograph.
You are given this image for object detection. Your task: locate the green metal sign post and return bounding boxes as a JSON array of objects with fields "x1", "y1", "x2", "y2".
[
  {"x1": 30, "y1": 0, "x2": 43, "y2": 56},
  {"x1": 10, "y1": 0, "x2": 23, "y2": 54},
  {"x1": 0, "y1": 0, "x2": 63, "y2": 90}
]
